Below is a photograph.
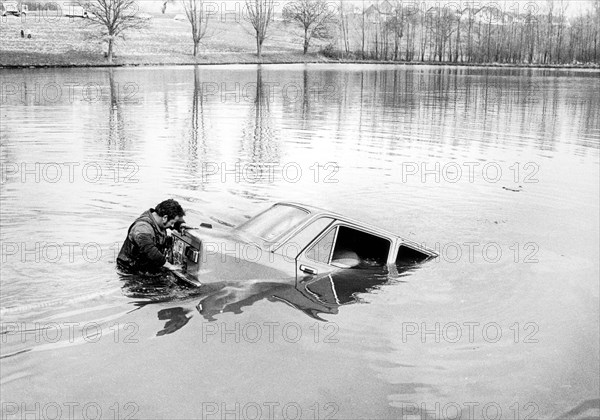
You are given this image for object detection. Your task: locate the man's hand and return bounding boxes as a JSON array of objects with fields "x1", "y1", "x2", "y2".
[
  {"x1": 173, "y1": 221, "x2": 190, "y2": 233},
  {"x1": 164, "y1": 261, "x2": 183, "y2": 271}
]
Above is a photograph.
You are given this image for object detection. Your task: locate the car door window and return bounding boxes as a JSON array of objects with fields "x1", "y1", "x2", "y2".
[
  {"x1": 306, "y1": 227, "x2": 337, "y2": 264},
  {"x1": 275, "y1": 217, "x2": 334, "y2": 260}
]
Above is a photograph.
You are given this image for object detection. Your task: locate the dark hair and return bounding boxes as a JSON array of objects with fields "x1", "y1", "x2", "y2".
[{"x1": 154, "y1": 199, "x2": 185, "y2": 221}]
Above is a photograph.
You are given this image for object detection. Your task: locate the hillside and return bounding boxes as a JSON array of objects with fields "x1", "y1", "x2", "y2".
[{"x1": 0, "y1": 11, "x2": 332, "y2": 66}]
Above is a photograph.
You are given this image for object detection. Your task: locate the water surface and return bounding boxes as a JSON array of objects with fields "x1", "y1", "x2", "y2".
[{"x1": 1, "y1": 64, "x2": 599, "y2": 419}]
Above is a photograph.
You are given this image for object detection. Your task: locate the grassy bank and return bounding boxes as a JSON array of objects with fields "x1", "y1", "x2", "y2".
[
  {"x1": 0, "y1": 11, "x2": 334, "y2": 67},
  {"x1": 1, "y1": 12, "x2": 598, "y2": 69}
]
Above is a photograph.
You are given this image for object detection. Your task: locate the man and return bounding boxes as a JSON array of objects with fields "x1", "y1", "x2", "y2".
[{"x1": 117, "y1": 199, "x2": 186, "y2": 274}]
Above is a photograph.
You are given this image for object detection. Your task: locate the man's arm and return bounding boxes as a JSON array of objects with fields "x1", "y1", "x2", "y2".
[{"x1": 130, "y1": 223, "x2": 166, "y2": 269}]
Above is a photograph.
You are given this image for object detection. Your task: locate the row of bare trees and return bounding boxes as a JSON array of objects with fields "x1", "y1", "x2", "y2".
[
  {"x1": 336, "y1": 0, "x2": 599, "y2": 65},
  {"x1": 82, "y1": 0, "x2": 333, "y2": 61},
  {"x1": 81, "y1": 0, "x2": 599, "y2": 65}
]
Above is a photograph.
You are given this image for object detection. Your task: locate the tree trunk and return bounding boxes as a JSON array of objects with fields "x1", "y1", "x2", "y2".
[
  {"x1": 377, "y1": 29, "x2": 381, "y2": 60},
  {"x1": 447, "y1": 28, "x2": 452, "y2": 62},
  {"x1": 467, "y1": 18, "x2": 472, "y2": 62},
  {"x1": 455, "y1": 17, "x2": 461, "y2": 62},
  {"x1": 361, "y1": 0, "x2": 365, "y2": 59},
  {"x1": 108, "y1": 39, "x2": 114, "y2": 63},
  {"x1": 487, "y1": 19, "x2": 492, "y2": 62},
  {"x1": 405, "y1": 21, "x2": 410, "y2": 61},
  {"x1": 420, "y1": 15, "x2": 426, "y2": 61},
  {"x1": 303, "y1": 27, "x2": 309, "y2": 54},
  {"x1": 257, "y1": 37, "x2": 262, "y2": 59},
  {"x1": 193, "y1": 40, "x2": 199, "y2": 57}
]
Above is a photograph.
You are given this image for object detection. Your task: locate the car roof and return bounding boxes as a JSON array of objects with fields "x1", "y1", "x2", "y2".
[{"x1": 276, "y1": 201, "x2": 401, "y2": 240}]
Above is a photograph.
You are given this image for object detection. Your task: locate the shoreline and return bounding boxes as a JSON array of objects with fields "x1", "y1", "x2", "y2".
[
  {"x1": 2, "y1": 57, "x2": 599, "y2": 70},
  {"x1": 2, "y1": 10, "x2": 598, "y2": 71}
]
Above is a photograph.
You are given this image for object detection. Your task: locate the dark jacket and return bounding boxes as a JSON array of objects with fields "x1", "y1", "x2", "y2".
[{"x1": 117, "y1": 209, "x2": 169, "y2": 273}]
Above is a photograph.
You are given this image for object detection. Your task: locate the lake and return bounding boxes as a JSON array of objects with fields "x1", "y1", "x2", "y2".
[{"x1": 1, "y1": 64, "x2": 599, "y2": 419}]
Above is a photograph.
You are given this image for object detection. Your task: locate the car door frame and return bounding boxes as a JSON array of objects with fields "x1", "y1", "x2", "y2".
[{"x1": 295, "y1": 220, "x2": 397, "y2": 279}]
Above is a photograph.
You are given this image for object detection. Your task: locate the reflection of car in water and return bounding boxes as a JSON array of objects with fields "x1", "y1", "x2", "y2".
[
  {"x1": 194, "y1": 267, "x2": 407, "y2": 322},
  {"x1": 122, "y1": 263, "x2": 418, "y2": 335},
  {"x1": 169, "y1": 202, "x2": 437, "y2": 287}
]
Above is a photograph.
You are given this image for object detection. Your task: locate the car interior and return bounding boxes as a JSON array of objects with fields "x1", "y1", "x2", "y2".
[
  {"x1": 307, "y1": 225, "x2": 391, "y2": 268},
  {"x1": 395, "y1": 244, "x2": 433, "y2": 266}
]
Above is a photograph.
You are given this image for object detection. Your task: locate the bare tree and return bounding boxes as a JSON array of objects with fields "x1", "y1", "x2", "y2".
[
  {"x1": 83, "y1": 0, "x2": 146, "y2": 63},
  {"x1": 361, "y1": 0, "x2": 366, "y2": 58},
  {"x1": 465, "y1": 4, "x2": 481, "y2": 62},
  {"x1": 524, "y1": 4, "x2": 538, "y2": 63},
  {"x1": 419, "y1": 7, "x2": 432, "y2": 61},
  {"x1": 452, "y1": 5, "x2": 468, "y2": 62},
  {"x1": 161, "y1": 0, "x2": 173, "y2": 13},
  {"x1": 283, "y1": 0, "x2": 336, "y2": 54},
  {"x1": 427, "y1": 4, "x2": 454, "y2": 61},
  {"x1": 182, "y1": 0, "x2": 210, "y2": 56},
  {"x1": 405, "y1": 5, "x2": 419, "y2": 60},
  {"x1": 480, "y1": 4, "x2": 493, "y2": 62},
  {"x1": 594, "y1": 1, "x2": 600, "y2": 62},
  {"x1": 382, "y1": 0, "x2": 408, "y2": 61},
  {"x1": 338, "y1": 1, "x2": 350, "y2": 55},
  {"x1": 554, "y1": 0, "x2": 568, "y2": 63},
  {"x1": 244, "y1": 0, "x2": 275, "y2": 58}
]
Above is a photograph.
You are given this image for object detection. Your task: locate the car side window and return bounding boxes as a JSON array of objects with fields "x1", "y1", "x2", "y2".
[
  {"x1": 306, "y1": 225, "x2": 391, "y2": 268},
  {"x1": 396, "y1": 244, "x2": 433, "y2": 266},
  {"x1": 306, "y1": 228, "x2": 337, "y2": 264},
  {"x1": 332, "y1": 226, "x2": 390, "y2": 267}
]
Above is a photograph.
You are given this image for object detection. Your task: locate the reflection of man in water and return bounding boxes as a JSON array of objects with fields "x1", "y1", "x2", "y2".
[
  {"x1": 156, "y1": 307, "x2": 192, "y2": 336},
  {"x1": 117, "y1": 199, "x2": 185, "y2": 275}
]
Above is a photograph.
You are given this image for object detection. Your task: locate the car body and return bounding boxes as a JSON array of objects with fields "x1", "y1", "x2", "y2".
[
  {"x1": 170, "y1": 202, "x2": 437, "y2": 287},
  {"x1": 2, "y1": 2, "x2": 27, "y2": 16},
  {"x1": 64, "y1": 5, "x2": 89, "y2": 18}
]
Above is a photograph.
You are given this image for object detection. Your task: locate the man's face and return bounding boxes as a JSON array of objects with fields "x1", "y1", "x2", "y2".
[{"x1": 161, "y1": 215, "x2": 184, "y2": 230}]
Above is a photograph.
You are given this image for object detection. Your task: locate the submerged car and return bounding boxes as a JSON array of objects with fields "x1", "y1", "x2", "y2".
[{"x1": 169, "y1": 202, "x2": 437, "y2": 286}]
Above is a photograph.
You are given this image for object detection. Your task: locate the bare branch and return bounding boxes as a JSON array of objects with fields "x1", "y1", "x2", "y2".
[
  {"x1": 244, "y1": 0, "x2": 275, "y2": 58},
  {"x1": 79, "y1": 0, "x2": 147, "y2": 62}
]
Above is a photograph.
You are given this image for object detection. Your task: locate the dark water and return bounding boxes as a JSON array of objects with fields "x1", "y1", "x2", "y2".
[{"x1": 1, "y1": 64, "x2": 599, "y2": 419}]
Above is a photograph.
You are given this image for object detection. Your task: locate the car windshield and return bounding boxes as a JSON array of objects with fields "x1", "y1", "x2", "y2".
[{"x1": 237, "y1": 204, "x2": 309, "y2": 241}]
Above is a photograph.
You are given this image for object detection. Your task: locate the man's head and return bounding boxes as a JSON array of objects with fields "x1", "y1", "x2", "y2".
[{"x1": 154, "y1": 199, "x2": 185, "y2": 229}]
